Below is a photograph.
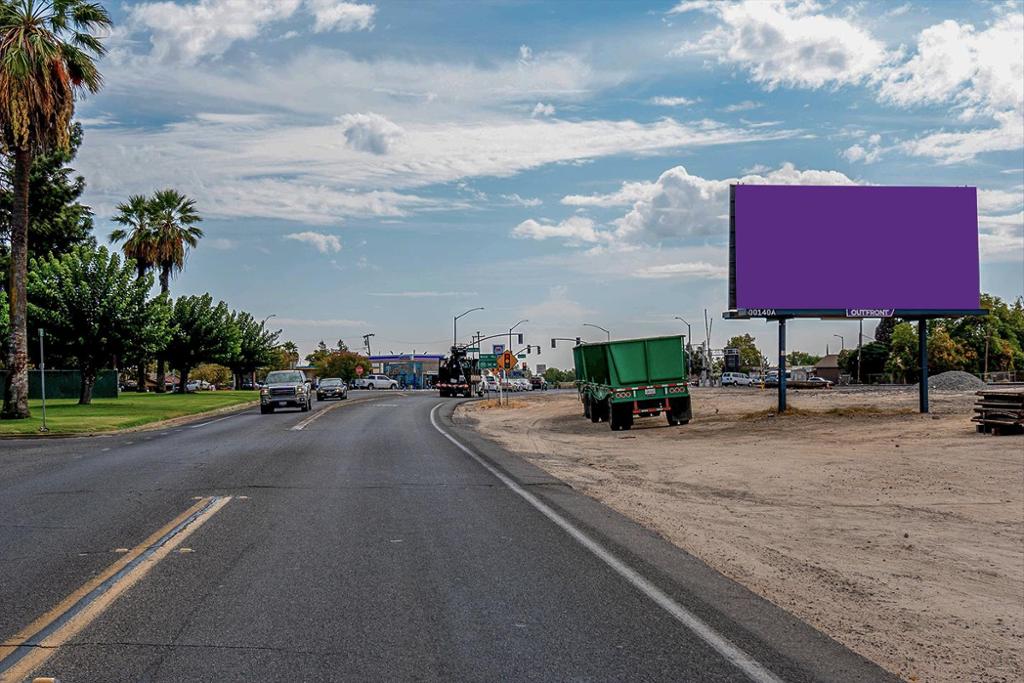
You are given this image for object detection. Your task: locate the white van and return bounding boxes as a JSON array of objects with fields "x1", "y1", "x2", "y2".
[{"x1": 721, "y1": 372, "x2": 753, "y2": 386}]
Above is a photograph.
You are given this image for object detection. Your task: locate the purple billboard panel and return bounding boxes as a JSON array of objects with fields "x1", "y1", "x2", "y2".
[{"x1": 730, "y1": 185, "x2": 980, "y2": 313}]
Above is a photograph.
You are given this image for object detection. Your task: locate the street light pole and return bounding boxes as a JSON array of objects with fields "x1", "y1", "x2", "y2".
[
  {"x1": 455, "y1": 307, "x2": 485, "y2": 347},
  {"x1": 857, "y1": 319, "x2": 863, "y2": 384},
  {"x1": 833, "y1": 334, "x2": 845, "y2": 352},
  {"x1": 674, "y1": 316, "x2": 692, "y2": 376},
  {"x1": 583, "y1": 323, "x2": 610, "y2": 341}
]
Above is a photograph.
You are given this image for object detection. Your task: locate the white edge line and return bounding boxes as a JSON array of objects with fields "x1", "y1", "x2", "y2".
[
  {"x1": 188, "y1": 414, "x2": 238, "y2": 429},
  {"x1": 428, "y1": 402, "x2": 783, "y2": 683}
]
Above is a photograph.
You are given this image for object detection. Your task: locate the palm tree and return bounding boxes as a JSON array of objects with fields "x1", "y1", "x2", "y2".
[
  {"x1": 0, "y1": 0, "x2": 111, "y2": 419},
  {"x1": 148, "y1": 188, "x2": 202, "y2": 392},
  {"x1": 110, "y1": 194, "x2": 156, "y2": 280},
  {"x1": 110, "y1": 194, "x2": 157, "y2": 392}
]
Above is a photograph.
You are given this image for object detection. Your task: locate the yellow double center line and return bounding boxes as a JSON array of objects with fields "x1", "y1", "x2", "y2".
[{"x1": 0, "y1": 496, "x2": 232, "y2": 682}]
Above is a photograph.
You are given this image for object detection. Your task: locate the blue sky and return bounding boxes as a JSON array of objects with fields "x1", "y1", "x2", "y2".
[{"x1": 75, "y1": 0, "x2": 1023, "y2": 368}]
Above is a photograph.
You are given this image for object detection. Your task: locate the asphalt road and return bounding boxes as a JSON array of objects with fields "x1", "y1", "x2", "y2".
[{"x1": 0, "y1": 391, "x2": 900, "y2": 682}]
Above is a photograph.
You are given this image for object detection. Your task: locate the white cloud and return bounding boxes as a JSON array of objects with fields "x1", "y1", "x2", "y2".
[
  {"x1": 337, "y1": 112, "x2": 404, "y2": 154},
  {"x1": 978, "y1": 187, "x2": 1024, "y2": 214},
  {"x1": 721, "y1": 100, "x2": 761, "y2": 113},
  {"x1": 512, "y1": 216, "x2": 607, "y2": 245},
  {"x1": 878, "y1": 14, "x2": 1023, "y2": 119},
  {"x1": 634, "y1": 261, "x2": 727, "y2": 279},
  {"x1": 978, "y1": 212, "x2": 1024, "y2": 263},
  {"x1": 672, "y1": 1, "x2": 891, "y2": 90},
  {"x1": 532, "y1": 102, "x2": 556, "y2": 118},
  {"x1": 898, "y1": 110, "x2": 1024, "y2": 165},
  {"x1": 127, "y1": 0, "x2": 302, "y2": 64},
  {"x1": 554, "y1": 163, "x2": 856, "y2": 248},
  {"x1": 561, "y1": 180, "x2": 656, "y2": 208},
  {"x1": 501, "y1": 193, "x2": 543, "y2": 207},
  {"x1": 650, "y1": 96, "x2": 699, "y2": 107},
  {"x1": 305, "y1": 1, "x2": 375, "y2": 33},
  {"x1": 842, "y1": 134, "x2": 883, "y2": 163},
  {"x1": 77, "y1": 113, "x2": 790, "y2": 224},
  {"x1": 284, "y1": 231, "x2": 342, "y2": 253},
  {"x1": 125, "y1": 0, "x2": 374, "y2": 63}
]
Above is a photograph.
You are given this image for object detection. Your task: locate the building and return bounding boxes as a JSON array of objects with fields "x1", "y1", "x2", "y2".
[
  {"x1": 370, "y1": 354, "x2": 444, "y2": 389},
  {"x1": 813, "y1": 355, "x2": 841, "y2": 383}
]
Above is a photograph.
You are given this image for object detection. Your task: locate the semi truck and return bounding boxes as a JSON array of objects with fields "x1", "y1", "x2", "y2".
[
  {"x1": 437, "y1": 346, "x2": 476, "y2": 398},
  {"x1": 573, "y1": 334, "x2": 692, "y2": 431}
]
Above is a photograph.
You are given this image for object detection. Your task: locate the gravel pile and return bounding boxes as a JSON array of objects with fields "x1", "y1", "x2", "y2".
[{"x1": 929, "y1": 370, "x2": 987, "y2": 391}]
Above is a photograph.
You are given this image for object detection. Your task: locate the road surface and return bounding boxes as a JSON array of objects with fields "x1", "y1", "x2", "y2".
[{"x1": 0, "y1": 392, "x2": 898, "y2": 682}]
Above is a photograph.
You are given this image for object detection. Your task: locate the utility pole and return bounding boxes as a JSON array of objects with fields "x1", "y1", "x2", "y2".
[
  {"x1": 363, "y1": 333, "x2": 375, "y2": 357},
  {"x1": 857, "y1": 319, "x2": 863, "y2": 384}
]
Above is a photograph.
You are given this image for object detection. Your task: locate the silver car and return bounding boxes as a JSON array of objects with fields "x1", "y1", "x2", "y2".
[{"x1": 260, "y1": 370, "x2": 313, "y2": 413}]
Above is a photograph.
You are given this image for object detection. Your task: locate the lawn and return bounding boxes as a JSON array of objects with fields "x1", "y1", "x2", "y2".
[{"x1": 0, "y1": 391, "x2": 259, "y2": 436}]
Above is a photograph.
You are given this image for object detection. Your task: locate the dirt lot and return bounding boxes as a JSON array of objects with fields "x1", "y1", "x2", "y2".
[{"x1": 456, "y1": 387, "x2": 1024, "y2": 683}]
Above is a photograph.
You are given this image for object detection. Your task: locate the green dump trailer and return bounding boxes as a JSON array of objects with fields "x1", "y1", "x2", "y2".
[{"x1": 573, "y1": 335, "x2": 691, "y2": 431}]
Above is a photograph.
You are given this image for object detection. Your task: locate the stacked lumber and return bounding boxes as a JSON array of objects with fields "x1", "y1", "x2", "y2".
[{"x1": 973, "y1": 390, "x2": 1024, "y2": 435}]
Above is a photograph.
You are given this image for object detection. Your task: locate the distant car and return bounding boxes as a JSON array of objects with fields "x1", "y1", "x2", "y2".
[
  {"x1": 185, "y1": 379, "x2": 212, "y2": 393},
  {"x1": 260, "y1": 370, "x2": 313, "y2": 414},
  {"x1": 806, "y1": 376, "x2": 833, "y2": 386},
  {"x1": 721, "y1": 372, "x2": 752, "y2": 387},
  {"x1": 518, "y1": 378, "x2": 533, "y2": 391},
  {"x1": 529, "y1": 376, "x2": 548, "y2": 390},
  {"x1": 353, "y1": 374, "x2": 399, "y2": 390},
  {"x1": 316, "y1": 377, "x2": 348, "y2": 401}
]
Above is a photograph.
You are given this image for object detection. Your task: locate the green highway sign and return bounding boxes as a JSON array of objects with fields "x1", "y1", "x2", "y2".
[
  {"x1": 479, "y1": 353, "x2": 497, "y2": 369},
  {"x1": 466, "y1": 347, "x2": 479, "y2": 353},
  {"x1": 517, "y1": 354, "x2": 527, "y2": 359}
]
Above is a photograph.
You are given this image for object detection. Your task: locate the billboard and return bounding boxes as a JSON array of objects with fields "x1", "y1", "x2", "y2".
[{"x1": 728, "y1": 185, "x2": 982, "y2": 318}]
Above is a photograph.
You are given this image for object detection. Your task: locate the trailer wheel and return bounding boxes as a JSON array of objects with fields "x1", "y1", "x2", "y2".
[
  {"x1": 584, "y1": 395, "x2": 592, "y2": 419},
  {"x1": 589, "y1": 398, "x2": 601, "y2": 423},
  {"x1": 609, "y1": 403, "x2": 633, "y2": 431},
  {"x1": 667, "y1": 396, "x2": 692, "y2": 426}
]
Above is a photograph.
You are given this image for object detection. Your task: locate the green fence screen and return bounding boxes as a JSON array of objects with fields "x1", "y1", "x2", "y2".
[{"x1": 0, "y1": 370, "x2": 119, "y2": 400}]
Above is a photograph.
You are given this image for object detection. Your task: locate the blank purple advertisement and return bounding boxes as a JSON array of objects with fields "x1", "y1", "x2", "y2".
[{"x1": 730, "y1": 185, "x2": 980, "y2": 312}]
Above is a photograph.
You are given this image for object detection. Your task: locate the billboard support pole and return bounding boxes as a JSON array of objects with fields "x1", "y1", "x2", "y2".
[
  {"x1": 778, "y1": 318, "x2": 787, "y2": 413},
  {"x1": 918, "y1": 319, "x2": 929, "y2": 413}
]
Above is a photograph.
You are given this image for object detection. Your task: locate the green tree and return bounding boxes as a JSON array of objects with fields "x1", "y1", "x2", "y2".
[
  {"x1": 839, "y1": 341, "x2": 890, "y2": 382},
  {"x1": 725, "y1": 334, "x2": 765, "y2": 371},
  {"x1": 0, "y1": 0, "x2": 111, "y2": 419},
  {"x1": 279, "y1": 341, "x2": 299, "y2": 369},
  {"x1": 885, "y1": 322, "x2": 919, "y2": 383},
  {"x1": 874, "y1": 317, "x2": 898, "y2": 345},
  {"x1": 944, "y1": 294, "x2": 1024, "y2": 375},
  {"x1": 787, "y1": 350, "x2": 821, "y2": 366},
  {"x1": 164, "y1": 294, "x2": 239, "y2": 394},
  {"x1": 314, "y1": 349, "x2": 372, "y2": 382},
  {"x1": 190, "y1": 363, "x2": 231, "y2": 388},
  {"x1": 929, "y1": 325, "x2": 975, "y2": 374},
  {"x1": 0, "y1": 123, "x2": 95, "y2": 276},
  {"x1": 227, "y1": 311, "x2": 280, "y2": 389},
  {"x1": 27, "y1": 246, "x2": 164, "y2": 404}
]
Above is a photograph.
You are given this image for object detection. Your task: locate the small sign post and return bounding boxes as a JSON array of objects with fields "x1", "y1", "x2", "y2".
[{"x1": 38, "y1": 328, "x2": 48, "y2": 433}]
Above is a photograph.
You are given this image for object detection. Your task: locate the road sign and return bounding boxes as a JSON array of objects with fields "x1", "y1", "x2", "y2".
[
  {"x1": 497, "y1": 350, "x2": 516, "y2": 370},
  {"x1": 517, "y1": 354, "x2": 527, "y2": 359},
  {"x1": 479, "y1": 354, "x2": 497, "y2": 369},
  {"x1": 466, "y1": 347, "x2": 479, "y2": 353},
  {"x1": 492, "y1": 344, "x2": 505, "y2": 355}
]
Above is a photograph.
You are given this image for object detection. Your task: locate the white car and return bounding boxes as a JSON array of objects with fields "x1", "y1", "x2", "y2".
[
  {"x1": 516, "y1": 378, "x2": 532, "y2": 391},
  {"x1": 721, "y1": 372, "x2": 753, "y2": 386},
  {"x1": 354, "y1": 374, "x2": 399, "y2": 390}
]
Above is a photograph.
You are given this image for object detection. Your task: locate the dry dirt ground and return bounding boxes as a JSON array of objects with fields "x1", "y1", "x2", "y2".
[{"x1": 456, "y1": 387, "x2": 1024, "y2": 683}]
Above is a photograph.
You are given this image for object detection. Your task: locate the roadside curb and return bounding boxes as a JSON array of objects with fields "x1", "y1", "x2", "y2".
[{"x1": 0, "y1": 398, "x2": 260, "y2": 441}]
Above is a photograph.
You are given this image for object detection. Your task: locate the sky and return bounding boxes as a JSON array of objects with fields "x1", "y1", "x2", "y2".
[{"x1": 74, "y1": 0, "x2": 1024, "y2": 370}]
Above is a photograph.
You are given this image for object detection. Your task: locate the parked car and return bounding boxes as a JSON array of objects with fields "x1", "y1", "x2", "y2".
[
  {"x1": 352, "y1": 374, "x2": 399, "y2": 390},
  {"x1": 260, "y1": 370, "x2": 313, "y2": 414},
  {"x1": 721, "y1": 372, "x2": 753, "y2": 387},
  {"x1": 316, "y1": 377, "x2": 348, "y2": 401},
  {"x1": 806, "y1": 376, "x2": 833, "y2": 386}
]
